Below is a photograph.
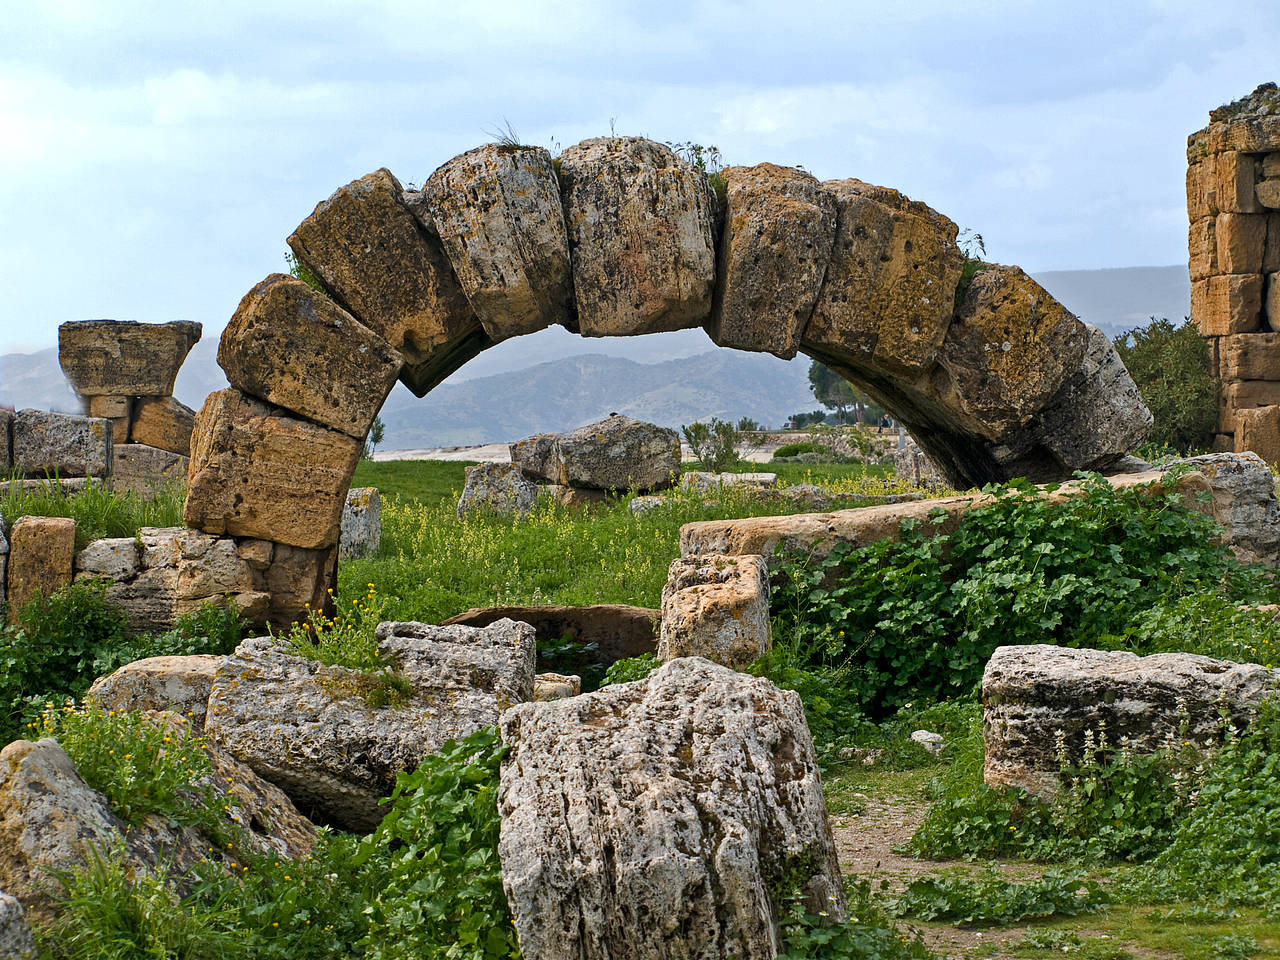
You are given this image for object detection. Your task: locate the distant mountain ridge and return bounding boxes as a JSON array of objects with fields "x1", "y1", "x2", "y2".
[{"x1": 0, "y1": 265, "x2": 1193, "y2": 444}]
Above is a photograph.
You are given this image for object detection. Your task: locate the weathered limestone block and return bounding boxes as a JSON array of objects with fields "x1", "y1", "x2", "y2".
[
  {"x1": 87, "y1": 395, "x2": 131, "y2": 443},
  {"x1": 340, "y1": 486, "x2": 382, "y2": 560},
  {"x1": 218, "y1": 274, "x2": 402, "y2": 439},
  {"x1": 1219, "y1": 333, "x2": 1280, "y2": 380},
  {"x1": 1259, "y1": 180, "x2": 1280, "y2": 209},
  {"x1": 110, "y1": 442, "x2": 187, "y2": 498},
  {"x1": 1188, "y1": 216, "x2": 1218, "y2": 281},
  {"x1": 87, "y1": 655, "x2": 223, "y2": 729},
  {"x1": 983, "y1": 644, "x2": 1280, "y2": 797},
  {"x1": 508, "y1": 432, "x2": 559, "y2": 483},
  {"x1": 0, "y1": 519, "x2": 8, "y2": 616},
  {"x1": 679, "y1": 471, "x2": 778, "y2": 494},
  {"x1": 0, "y1": 738, "x2": 124, "y2": 916},
  {"x1": 681, "y1": 453, "x2": 1280, "y2": 567},
  {"x1": 12, "y1": 409, "x2": 112, "y2": 478},
  {"x1": 803, "y1": 179, "x2": 961, "y2": 378},
  {"x1": 425, "y1": 144, "x2": 573, "y2": 340},
  {"x1": 287, "y1": 168, "x2": 489, "y2": 397},
  {"x1": 659, "y1": 555, "x2": 771, "y2": 669},
  {"x1": 1268, "y1": 272, "x2": 1280, "y2": 329},
  {"x1": 534, "y1": 673, "x2": 581, "y2": 701},
  {"x1": 935, "y1": 265, "x2": 1088, "y2": 439},
  {"x1": 7, "y1": 517, "x2": 75, "y2": 624},
  {"x1": 130, "y1": 396, "x2": 196, "y2": 456},
  {"x1": 993, "y1": 323, "x2": 1152, "y2": 480},
  {"x1": 894, "y1": 438, "x2": 943, "y2": 486},
  {"x1": 58, "y1": 320, "x2": 201, "y2": 398},
  {"x1": 1192, "y1": 274, "x2": 1264, "y2": 335},
  {"x1": 552, "y1": 414, "x2": 681, "y2": 491},
  {"x1": 457, "y1": 462, "x2": 542, "y2": 517},
  {"x1": 1186, "y1": 159, "x2": 1216, "y2": 220},
  {"x1": 709, "y1": 164, "x2": 837, "y2": 359},
  {"x1": 543, "y1": 484, "x2": 611, "y2": 508},
  {"x1": 76, "y1": 537, "x2": 140, "y2": 581},
  {"x1": 1265, "y1": 153, "x2": 1280, "y2": 179},
  {"x1": 1265, "y1": 213, "x2": 1280, "y2": 274},
  {"x1": 1217, "y1": 212, "x2": 1267, "y2": 273},
  {"x1": 498, "y1": 657, "x2": 845, "y2": 960},
  {"x1": 0, "y1": 410, "x2": 10, "y2": 472},
  {"x1": 1222, "y1": 381, "x2": 1280, "y2": 427},
  {"x1": 558, "y1": 137, "x2": 716, "y2": 337},
  {"x1": 442, "y1": 603, "x2": 659, "y2": 665},
  {"x1": 185, "y1": 388, "x2": 362, "y2": 550},
  {"x1": 0, "y1": 893, "x2": 34, "y2": 959},
  {"x1": 1235, "y1": 405, "x2": 1280, "y2": 466},
  {"x1": 206, "y1": 620, "x2": 535, "y2": 831},
  {"x1": 1215, "y1": 151, "x2": 1263, "y2": 213},
  {"x1": 259, "y1": 542, "x2": 335, "y2": 630}
]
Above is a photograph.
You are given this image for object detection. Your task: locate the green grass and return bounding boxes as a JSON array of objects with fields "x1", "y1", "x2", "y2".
[
  {"x1": 351, "y1": 459, "x2": 476, "y2": 508},
  {"x1": 1, "y1": 475, "x2": 185, "y2": 548}
]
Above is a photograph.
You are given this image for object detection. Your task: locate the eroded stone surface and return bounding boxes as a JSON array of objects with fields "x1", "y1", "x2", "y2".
[
  {"x1": 218, "y1": 274, "x2": 402, "y2": 439},
  {"x1": 185, "y1": 388, "x2": 362, "y2": 550},
  {"x1": 340, "y1": 487, "x2": 382, "y2": 560},
  {"x1": 508, "y1": 433, "x2": 559, "y2": 483},
  {"x1": 426, "y1": 144, "x2": 573, "y2": 340},
  {"x1": 442, "y1": 603, "x2": 659, "y2": 665},
  {"x1": 558, "y1": 137, "x2": 716, "y2": 337},
  {"x1": 499, "y1": 657, "x2": 845, "y2": 960},
  {"x1": 58, "y1": 320, "x2": 201, "y2": 398},
  {"x1": 206, "y1": 620, "x2": 535, "y2": 831},
  {"x1": 534, "y1": 672, "x2": 581, "y2": 701},
  {"x1": 0, "y1": 892, "x2": 34, "y2": 959},
  {"x1": 659, "y1": 555, "x2": 772, "y2": 669},
  {"x1": 287, "y1": 168, "x2": 489, "y2": 396},
  {"x1": 12, "y1": 409, "x2": 112, "y2": 478},
  {"x1": 457, "y1": 462, "x2": 541, "y2": 517},
  {"x1": 110, "y1": 442, "x2": 188, "y2": 498},
  {"x1": 88, "y1": 655, "x2": 223, "y2": 729},
  {"x1": 130, "y1": 396, "x2": 196, "y2": 456},
  {"x1": 710, "y1": 164, "x2": 837, "y2": 359},
  {"x1": 983, "y1": 644, "x2": 1280, "y2": 796},
  {"x1": 7, "y1": 517, "x2": 76, "y2": 625},
  {"x1": 551, "y1": 414, "x2": 680, "y2": 491}
]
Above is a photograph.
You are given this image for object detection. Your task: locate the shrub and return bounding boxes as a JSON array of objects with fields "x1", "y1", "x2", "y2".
[
  {"x1": 888, "y1": 869, "x2": 1108, "y2": 925},
  {"x1": 681, "y1": 418, "x2": 743, "y2": 472},
  {"x1": 771, "y1": 472, "x2": 1272, "y2": 716},
  {"x1": 1114, "y1": 317, "x2": 1217, "y2": 453},
  {"x1": 773, "y1": 441, "x2": 832, "y2": 460}
]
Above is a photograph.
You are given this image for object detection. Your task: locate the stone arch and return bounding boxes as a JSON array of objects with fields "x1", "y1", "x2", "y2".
[{"x1": 182, "y1": 137, "x2": 1152, "y2": 628}]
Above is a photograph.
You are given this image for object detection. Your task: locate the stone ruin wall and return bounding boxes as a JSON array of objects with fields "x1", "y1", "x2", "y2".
[{"x1": 1188, "y1": 83, "x2": 1280, "y2": 460}]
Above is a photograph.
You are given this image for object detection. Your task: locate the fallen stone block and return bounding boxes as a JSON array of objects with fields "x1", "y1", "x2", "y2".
[
  {"x1": 508, "y1": 432, "x2": 559, "y2": 482},
  {"x1": 7, "y1": 517, "x2": 76, "y2": 625},
  {"x1": 534, "y1": 672, "x2": 580, "y2": 701},
  {"x1": 206, "y1": 619, "x2": 535, "y2": 831},
  {"x1": 340, "y1": 486, "x2": 382, "y2": 560},
  {"x1": 457, "y1": 462, "x2": 541, "y2": 517},
  {"x1": 12, "y1": 409, "x2": 112, "y2": 478},
  {"x1": 498, "y1": 657, "x2": 845, "y2": 959},
  {"x1": 442, "y1": 603, "x2": 659, "y2": 665},
  {"x1": 287, "y1": 168, "x2": 490, "y2": 396},
  {"x1": 426, "y1": 143, "x2": 573, "y2": 340},
  {"x1": 558, "y1": 137, "x2": 716, "y2": 336},
  {"x1": 58, "y1": 319, "x2": 201, "y2": 398},
  {"x1": 983, "y1": 644, "x2": 1280, "y2": 797},
  {"x1": 709, "y1": 163, "x2": 837, "y2": 359},
  {"x1": 185, "y1": 388, "x2": 362, "y2": 550},
  {"x1": 679, "y1": 471, "x2": 777, "y2": 493},
  {"x1": 0, "y1": 892, "x2": 34, "y2": 959},
  {"x1": 659, "y1": 554, "x2": 771, "y2": 669},
  {"x1": 552, "y1": 414, "x2": 680, "y2": 491},
  {"x1": 87, "y1": 655, "x2": 223, "y2": 729},
  {"x1": 218, "y1": 274, "x2": 402, "y2": 439},
  {"x1": 129, "y1": 396, "x2": 196, "y2": 456},
  {"x1": 109, "y1": 442, "x2": 187, "y2": 498}
]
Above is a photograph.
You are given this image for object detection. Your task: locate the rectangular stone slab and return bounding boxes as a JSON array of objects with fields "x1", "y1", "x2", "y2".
[
  {"x1": 58, "y1": 319, "x2": 201, "y2": 397},
  {"x1": 1219, "y1": 333, "x2": 1280, "y2": 381},
  {"x1": 184, "y1": 389, "x2": 362, "y2": 550},
  {"x1": 7, "y1": 517, "x2": 75, "y2": 625},
  {"x1": 12, "y1": 409, "x2": 112, "y2": 478},
  {"x1": 130, "y1": 396, "x2": 195, "y2": 456}
]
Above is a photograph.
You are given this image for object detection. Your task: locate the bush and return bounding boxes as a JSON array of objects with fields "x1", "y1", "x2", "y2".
[
  {"x1": 773, "y1": 441, "x2": 832, "y2": 460},
  {"x1": 681, "y1": 418, "x2": 742, "y2": 472},
  {"x1": 888, "y1": 869, "x2": 1108, "y2": 925},
  {"x1": 1114, "y1": 317, "x2": 1217, "y2": 453},
  {"x1": 771, "y1": 472, "x2": 1272, "y2": 716}
]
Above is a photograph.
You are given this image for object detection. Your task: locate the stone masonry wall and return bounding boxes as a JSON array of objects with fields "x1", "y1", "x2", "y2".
[{"x1": 1188, "y1": 83, "x2": 1280, "y2": 460}]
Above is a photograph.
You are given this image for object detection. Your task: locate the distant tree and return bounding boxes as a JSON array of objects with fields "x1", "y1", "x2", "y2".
[
  {"x1": 786, "y1": 411, "x2": 828, "y2": 428},
  {"x1": 1113, "y1": 317, "x2": 1217, "y2": 453},
  {"x1": 807, "y1": 362, "x2": 885, "y2": 424},
  {"x1": 365, "y1": 415, "x2": 386, "y2": 459}
]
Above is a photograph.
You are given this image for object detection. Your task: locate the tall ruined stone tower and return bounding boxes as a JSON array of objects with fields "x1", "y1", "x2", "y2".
[{"x1": 1188, "y1": 83, "x2": 1280, "y2": 460}]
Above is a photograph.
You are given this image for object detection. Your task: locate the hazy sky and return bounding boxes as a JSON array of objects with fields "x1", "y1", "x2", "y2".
[{"x1": 1, "y1": 0, "x2": 1274, "y2": 354}]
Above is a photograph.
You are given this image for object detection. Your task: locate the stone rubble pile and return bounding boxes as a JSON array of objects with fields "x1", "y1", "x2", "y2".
[{"x1": 1188, "y1": 83, "x2": 1280, "y2": 460}]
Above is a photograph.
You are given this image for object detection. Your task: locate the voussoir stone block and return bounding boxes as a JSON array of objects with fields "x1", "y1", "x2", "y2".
[
  {"x1": 58, "y1": 319, "x2": 201, "y2": 398},
  {"x1": 709, "y1": 163, "x2": 837, "y2": 359},
  {"x1": 551, "y1": 414, "x2": 681, "y2": 491},
  {"x1": 803, "y1": 178, "x2": 962, "y2": 378},
  {"x1": 558, "y1": 137, "x2": 716, "y2": 337},
  {"x1": 206, "y1": 620, "x2": 536, "y2": 831},
  {"x1": 935, "y1": 265, "x2": 1089, "y2": 440},
  {"x1": 184, "y1": 388, "x2": 362, "y2": 550},
  {"x1": 129, "y1": 395, "x2": 196, "y2": 456},
  {"x1": 7, "y1": 517, "x2": 76, "y2": 625},
  {"x1": 983, "y1": 644, "x2": 1280, "y2": 797},
  {"x1": 287, "y1": 168, "x2": 490, "y2": 397},
  {"x1": 218, "y1": 274, "x2": 402, "y2": 439},
  {"x1": 425, "y1": 144, "x2": 573, "y2": 341},
  {"x1": 498, "y1": 657, "x2": 846, "y2": 960},
  {"x1": 12, "y1": 409, "x2": 112, "y2": 478},
  {"x1": 659, "y1": 554, "x2": 771, "y2": 669}
]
